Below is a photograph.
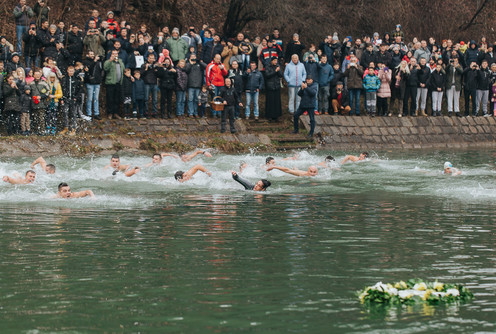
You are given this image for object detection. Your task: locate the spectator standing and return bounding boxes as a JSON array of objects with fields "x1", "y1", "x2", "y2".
[
  {"x1": 200, "y1": 33, "x2": 223, "y2": 65},
  {"x1": 317, "y1": 54, "x2": 334, "y2": 114},
  {"x1": 445, "y1": 57, "x2": 463, "y2": 117},
  {"x1": 292, "y1": 75, "x2": 317, "y2": 137},
  {"x1": 33, "y1": 0, "x2": 50, "y2": 27},
  {"x1": 476, "y1": 59, "x2": 491, "y2": 116},
  {"x1": 156, "y1": 59, "x2": 176, "y2": 118},
  {"x1": 83, "y1": 51, "x2": 103, "y2": 120},
  {"x1": 140, "y1": 53, "x2": 159, "y2": 118},
  {"x1": 175, "y1": 59, "x2": 188, "y2": 117},
  {"x1": 181, "y1": 26, "x2": 202, "y2": 51},
  {"x1": 67, "y1": 24, "x2": 84, "y2": 63},
  {"x1": 377, "y1": 62, "x2": 392, "y2": 116},
  {"x1": 219, "y1": 77, "x2": 242, "y2": 133},
  {"x1": 206, "y1": 54, "x2": 228, "y2": 117},
  {"x1": 121, "y1": 68, "x2": 134, "y2": 119},
  {"x1": 284, "y1": 54, "x2": 306, "y2": 114},
  {"x1": 285, "y1": 33, "x2": 306, "y2": 63},
  {"x1": 463, "y1": 62, "x2": 478, "y2": 116},
  {"x1": 363, "y1": 65, "x2": 381, "y2": 116},
  {"x1": 343, "y1": 54, "x2": 363, "y2": 116},
  {"x1": 22, "y1": 23, "x2": 41, "y2": 68},
  {"x1": 13, "y1": 0, "x2": 34, "y2": 53},
  {"x1": 428, "y1": 63, "x2": 445, "y2": 116},
  {"x1": 29, "y1": 68, "x2": 49, "y2": 135},
  {"x1": 221, "y1": 39, "x2": 238, "y2": 70},
  {"x1": 3, "y1": 74, "x2": 21, "y2": 135},
  {"x1": 402, "y1": 58, "x2": 419, "y2": 117},
  {"x1": 244, "y1": 60, "x2": 264, "y2": 120},
  {"x1": 167, "y1": 28, "x2": 188, "y2": 64},
  {"x1": 416, "y1": 57, "x2": 430, "y2": 116},
  {"x1": 83, "y1": 20, "x2": 105, "y2": 58},
  {"x1": 103, "y1": 49, "x2": 125, "y2": 119},
  {"x1": 132, "y1": 70, "x2": 145, "y2": 118},
  {"x1": 46, "y1": 72, "x2": 62, "y2": 135},
  {"x1": 264, "y1": 57, "x2": 283, "y2": 122},
  {"x1": 20, "y1": 85, "x2": 32, "y2": 135},
  {"x1": 185, "y1": 54, "x2": 206, "y2": 117},
  {"x1": 228, "y1": 60, "x2": 244, "y2": 119}
]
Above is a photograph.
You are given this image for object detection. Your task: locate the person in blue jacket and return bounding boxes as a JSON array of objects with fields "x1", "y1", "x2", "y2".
[{"x1": 292, "y1": 75, "x2": 318, "y2": 137}]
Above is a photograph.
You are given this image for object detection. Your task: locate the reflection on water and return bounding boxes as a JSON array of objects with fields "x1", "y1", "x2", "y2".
[{"x1": 0, "y1": 150, "x2": 496, "y2": 332}]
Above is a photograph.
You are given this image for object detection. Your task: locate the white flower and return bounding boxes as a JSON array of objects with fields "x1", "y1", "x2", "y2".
[
  {"x1": 446, "y1": 288, "x2": 460, "y2": 297},
  {"x1": 398, "y1": 290, "x2": 414, "y2": 299},
  {"x1": 414, "y1": 282, "x2": 427, "y2": 291},
  {"x1": 433, "y1": 281, "x2": 444, "y2": 291}
]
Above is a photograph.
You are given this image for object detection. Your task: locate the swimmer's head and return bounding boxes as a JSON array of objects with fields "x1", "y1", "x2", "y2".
[
  {"x1": 265, "y1": 157, "x2": 275, "y2": 166},
  {"x1": 58, "y1": 182, "x2": 71, "y2": 198},
  {"x1": 444, "y1": 162, "x2": 453, "y2": 169},
  {"x1": 254, "y1": 179, "x2": 271, "y2": 191},
  {"x1": 359, "y1": 152, "x2": 369, "y2": 160},
  {"x1": 325, "y1": 155, "x2": 335, "y2": 162},
  {"x1": 308, "y1": 166, "x2": 318, "y2": 176},
  {"x1": 174, "y1": 171, "x2": 185, "y2": 182},
  {"x1": 110, "y1": 154, "x2": 120, "y2": 168},
  {"x1": 25, "y1": 170, "x2": 36, "y2": 183},
  {"x1": 152, "y1": 153, "x2": 162, "y2": 164},
  {"x1": 46, "y1": 164, "x2": 56, "y2": 174}
]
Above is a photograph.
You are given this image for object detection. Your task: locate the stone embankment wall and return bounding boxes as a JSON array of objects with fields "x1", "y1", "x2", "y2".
[{"x1": 303, "y1": 115, "x2": 496, "y2": 150}]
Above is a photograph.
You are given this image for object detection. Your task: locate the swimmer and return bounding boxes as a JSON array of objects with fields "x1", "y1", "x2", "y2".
[
  {"x1": 104, "y1": 154, "x2": 141, "y2": 177},
  {"x1": 31, "y1": 156, "x2": 56, "y2": 174},
  {"x1": 263, "y1": 157, "x2": 276, "y2": 170},
  {"x1": 341, "y1": 152, "x2": 369, "y2": 164},
  {"x1": 232, "y1": 171, "x2": 271, "y2": 191},
  {"x1": 318, "y1": 155, "x2": 336, "y2": 167},
  {"x1": 267, "y1": 165, "x2": 318, "y2": 177},
  {"x1": 54, "y1": 182, "x2": 95, "y2": 198},
  {"x1": 179, "y1": 150, "x2": 213, "y2": 162},
  {"x1": 239, "y1": 161, "x2": 248, "y2": 173},
  {"x1": 144, "y1": 153, "x2": 164, "y2": 167},
  {"x1": 3, "y1": 170, "x2": 36, "y2": 184},
  {"x1": 174, "y1": 164, "x2": 212, "y2": 182},
  {"x1": 442, "y1": 161, "x2": 462, "y2": 176}
]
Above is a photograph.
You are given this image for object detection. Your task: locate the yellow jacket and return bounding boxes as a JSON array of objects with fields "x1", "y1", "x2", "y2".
[{"x1": 49, "y1": 82, "x2": 63, "y2": 103}]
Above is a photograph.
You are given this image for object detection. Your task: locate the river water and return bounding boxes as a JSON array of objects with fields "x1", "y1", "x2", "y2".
[{"x1": 0, "y1": 150, "x2": 495, "y2": 333}]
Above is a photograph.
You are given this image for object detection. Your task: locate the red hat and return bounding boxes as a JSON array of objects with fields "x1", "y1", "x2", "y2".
[{"x1": 460, "y1": 41, "x2": 465, "y2": 45}]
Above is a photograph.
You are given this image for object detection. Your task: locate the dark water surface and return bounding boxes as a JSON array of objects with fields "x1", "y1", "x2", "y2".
[{"x1": 1, "y1": 150, "x2": 495, "y2": 333}]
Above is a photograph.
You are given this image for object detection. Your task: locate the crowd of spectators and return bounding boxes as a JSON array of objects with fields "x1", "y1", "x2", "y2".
[{"x1": 4, "y1": 1, "x2": 496, "y2": 136}]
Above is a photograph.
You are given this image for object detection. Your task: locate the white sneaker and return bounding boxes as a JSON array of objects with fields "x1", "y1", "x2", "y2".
[
  {"x1": 484, "y1": 114, "x2": 491, "y2": 117},
  {"x1": 82, "y1": 115, "x2": 92, "y2": 121}
]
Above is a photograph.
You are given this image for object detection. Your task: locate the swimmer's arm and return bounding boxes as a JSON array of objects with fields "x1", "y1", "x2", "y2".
[
  {"x1": 341, "y1": 155, "x2": 358, "y2": 164},
  {"x1": 182, "y1": 150, "x2": 212, "y2": 162},
  {"x1": 124, "y1": 167, "x2": 140, "y2": 177},
  {"x1": 188, "y1": 164, "x2": 212, "y2": 177},
  {"x1": 72, "y1": 190, "x2": 95, "y2": 198},
  {"x1": 31, "y1": 156, "x2": 47, "y2": 170},
  {"x1": 3, "y1": 176, "x2": 23, "y2": 184},
  {"x1": 453, "y1": 170, "x2": 462, "y2": 176},
  {"x1": 232, "y1": 171, "x2": 254, "y2": 190},
  {"x1": 239, "y1": 163, "x2": 248, "y2": 173},
  {"x1": 144, "y1": 162, "x2": 153, "y2": 168},
  {"x1": 267, "y1": 166, "x2": 303, "y2": 176},
  {"x1": 283, "y1": 154, "x2": 299, "y2": 161},
  {"x1": 318, "y1": 161, "x2": 327, "y2": 167},
  {"x1": 161, "y1": 152, "x2": 180, "y2": 159}
]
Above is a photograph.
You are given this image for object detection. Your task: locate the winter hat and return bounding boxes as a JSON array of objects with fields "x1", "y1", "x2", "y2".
[
  {"x1": 444, "y1": 162, "x2": 453, "y2": 169},
  {"x1": 24, "y1": 85, "x2": 31, "y2": 91},
  {"x1": 306, "y1": 75, "x2": 313, "y2": 80},
  {"x1": 172, "y1": 27, "x2": 180, "y2": 34},
  {"x1": 107, "y1": 11, "x2": 114, "y2": 17}
]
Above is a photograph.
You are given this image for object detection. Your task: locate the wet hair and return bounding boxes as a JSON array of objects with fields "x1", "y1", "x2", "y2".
[
  {"x1": 265, "y1": 157, "x2": 274, "y2": 164},
  {"x1": 174, "y1": 171, "x2": 184, "y2": 180},
  {"x1": 58, "y1": 182, "x2": 68, "y2": 191},
  {"x1": 111, "y1": 154, "x2": 120, "y2": 160},
  {"x1": 152, "y1": 153, "x2": 162, "y2": 160},
  {"x1": 325, "y1": 155, "x2": 335, "y2": 161},
  {"x1": 46, "y1": 164, "x2": 56, "y2": 173},
  {"x1": 25, "y1": 170, "x2": 36, "y2": 176},
  {"x1": 361, "y1": 152, "x2": 369, "y2": 158},
  {"x1": 261, "y1": 179, "x2": 271, "y2": 190}
]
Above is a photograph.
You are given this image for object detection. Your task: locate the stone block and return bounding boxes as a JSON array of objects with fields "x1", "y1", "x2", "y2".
[
  {"x1": 468, "y1": 126, "x2": 478, "y2": 134},
  {"x1": 259, "y1": 134, "x2": 271, "y2": 145},
  {"x1": 370, "y1": 127, "x2": 381, "y2": 136},
  {"x1": 459, "y1": 117, "x2": 469, "y2": 125},
  {"x1": 410, "y1": 127, "x2": 418, "y2": 134},
  {"x1": 354, "y1": 117, "x2": 365, "y2": 127},
  {"x1": 467, "y1": 117, "x2": 476, "y2": 125},
  {"x1": 380, "y1": 128, "x2": 389, "y2": 136},
  {"x1": 400, "y1": 127, "x2": 410, "y2": 135}
]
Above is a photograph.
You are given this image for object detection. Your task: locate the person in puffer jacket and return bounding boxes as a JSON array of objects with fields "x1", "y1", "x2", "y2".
[
  {"x1": 377, "y1": 62, "x2": 392, "y2": 116},
  {"x1": 363, "y1": 65, "x2": 381, "y2": 116}
]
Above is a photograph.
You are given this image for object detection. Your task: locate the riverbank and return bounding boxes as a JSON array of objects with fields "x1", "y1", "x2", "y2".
[{"x1": 1, "y1": 114, "x2": 496, "y2": 157}]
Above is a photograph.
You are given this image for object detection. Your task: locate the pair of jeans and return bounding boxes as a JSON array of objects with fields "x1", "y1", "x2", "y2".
[
  {"x1": 86, "y1": 83, "x2": 100, "y2": 116},
  {"x1": 245, "y1": 91, "x2": 259, "y2": 117},
  {"x1": 287, "y1": 86, "x2": 301, "y2": 114},
  {"x1": 349, "y1": 89, "x2": 361, "y2": 115},
  {"x1": 187, "y1": 87, "x2": 200, "y2": 116},
  {"x1": 176, "y1": 90, "x2": 186, "y2": 116},
  {"x1": 318, "y1": 86, "x2": 330, "y2": 113},
  {"x1": 16, "y1": 25, "x2": 26, "y2": 53},
  {"x1": 294, "y1": 106, "x2": 315, "y2": 136},
  {"x1": 25, "y1": 55, "x2": 39, "y2": 69},
  {"x1": 144, "y1": 84, "x2": 158, "y2": 116},
  {"x1": 134, "y1": 99, "x2": 144, "y2": 117}
]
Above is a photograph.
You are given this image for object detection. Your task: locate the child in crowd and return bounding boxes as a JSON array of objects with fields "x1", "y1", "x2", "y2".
[
  {"x1": 132, "y1": 70, "x2": 145, "y2": 119},
  {"x1": 122, "y1": 68, "x2": 134, "y2": 120},
  {"x1": 20, "y1": 85, "x2": 32, "y2": 135},
  {"x1": 362, "y1": 65, "x2": 381, "y2": 116},
  {"x1": 219, "y1": 77, "x2": 243, "y2": 133},
  {"x1": 198, "y1": 85, "x2": 209, "y2": 118}
]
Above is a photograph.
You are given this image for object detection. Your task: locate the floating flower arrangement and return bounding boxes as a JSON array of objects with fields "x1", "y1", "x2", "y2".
[{"x1": 358, "y1": 279, "x2": 473, "y2": 305}]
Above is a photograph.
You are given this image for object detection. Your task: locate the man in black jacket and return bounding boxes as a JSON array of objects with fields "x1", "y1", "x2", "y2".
[
  {"x1": 22, "y1": 23, "x2": 41, "y2": 69},
  {"x1": 67, "y1": 24, "x2": 84, "y2": 63},
  {"x1": 285, "y1": 33, "x2": 306, "y2": 64},
  {"x1": 292, "y1": 75, "x2": 317, "y2": 137},
  {"x1": 463, "y1": 62, "x2": 478, "y2": 116},
  {"x1": 476, "y1": 59, "x2": 491, "y2": 116},
  {"x1": 60, "y1": 66, "x2": 82, "y2": 135},
  {"x1": 219, "y1": 77, "x2": 243, "y2": 133},
  {"x1": 403, "y1": 58, "x2": 419, "y2": 117}
]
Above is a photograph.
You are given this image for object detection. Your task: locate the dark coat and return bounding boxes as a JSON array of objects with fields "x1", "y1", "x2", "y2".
[
  {"x1": 132, "y1": 78, "x2": 146, "y2": 101},
  {"x1": 83, "y1": 58, "x2": 103, "y2": 85},
  {"x1": 244, "y1": 69, "x2": 264, "y2": 92},
  {"x1": 344, "y1": 65, "x2": 364, "y2": 89},
  {"x1": 2, "y1": 84, "x2": 21, "y2": 112},
  {"x1": 61, "y1": 75, "x2": 82, "y2": 102},
  {"x1": 445, "y1": 64, "x2": 463, "y2": 91},
  {"x1": 121, "y1": 75, "x2": 133, "y2": 97},
  {"x1": 360, "y1": 50, "x2": 378, "y2": 69},
  {"x1": 20, "y1": 92, "x2": 32, "y2": 113},
  {"x1": 263, "y1": 64, "x2": 282, "y2": 91},
  {"x1": 463, "y1": 67, "x2": 478, "y2": 90},
  {"x1": 477, "y1": 68, "x2": 491, "y2": 90},
  {"x1": 219, "y1": 85, "x2": 240, "y2": 106},
  {"x1": 156, "y1": 66, "x2": 177, "y2": 90},
  {"x1": 67, "y1": 31, "x2": 84, "y2": 59},
  {"x1": 428, "y1": 69, "x2": 446, "y2": 90},
  {"x1": 297, "y1": 82, "x2": 318, "y2": 108},
  {"x1": 200, "y1": 41, "x2": 223, "y2": 64},
  {"x1": 417, "y1": 65, "x2": 431, "y2": 86},
  {"x1": 330, "y1": 86, "x2": 349, "y2": 107},
  {"x1": 184, "y1": 61, "x2": 206, "y2": 88},
  {"x1": 22, "y1": 31, "x2": 42, "y2": 57},
  {"x1": 285, "y1": 41, "x2": 306, "y2": 63}
]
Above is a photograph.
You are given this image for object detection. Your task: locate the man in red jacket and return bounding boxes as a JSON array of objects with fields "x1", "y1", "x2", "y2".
[{"x1": 205, "y1": 54, "x2": 228, "y2": 116}]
